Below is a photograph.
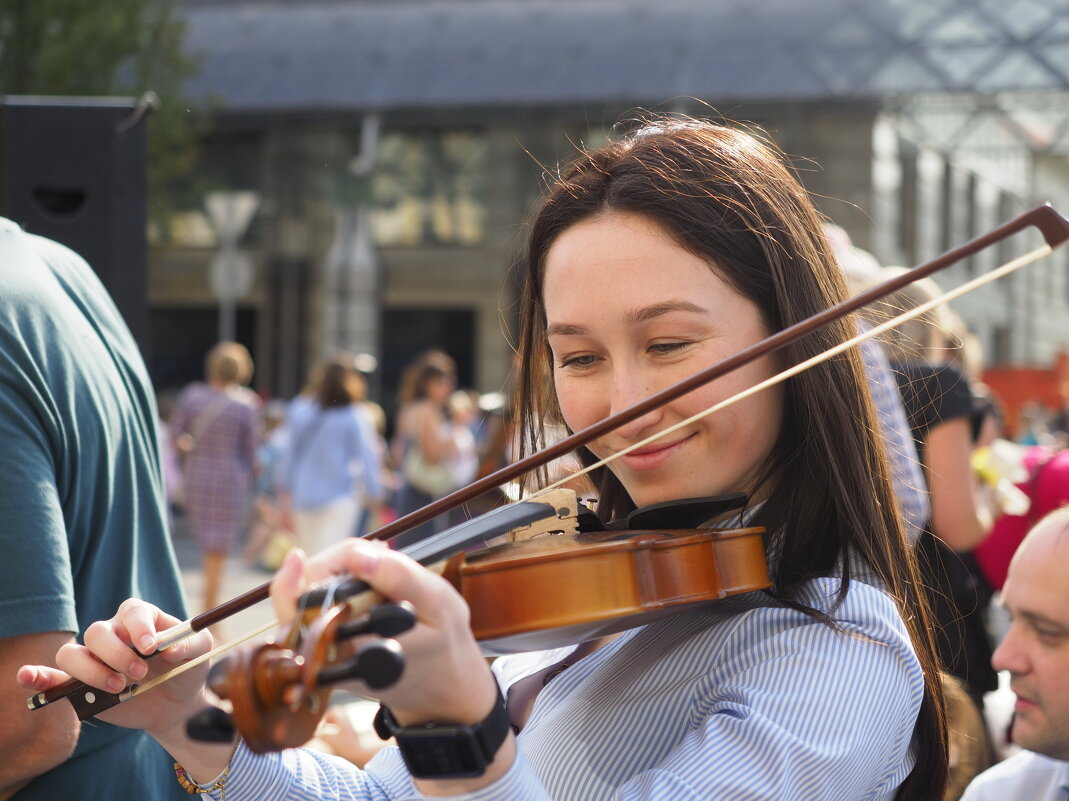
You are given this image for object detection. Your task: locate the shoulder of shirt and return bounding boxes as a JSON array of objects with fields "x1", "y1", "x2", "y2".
[
  {"x1": 965, "y1": 750, "x2": 1069, "y2": 794},
  {"x1": 646, "y1": 568, "x2": 908, "y2": 657},
  {"x1": 737, "y1": 572, "x2": 907, "y2": 636}
]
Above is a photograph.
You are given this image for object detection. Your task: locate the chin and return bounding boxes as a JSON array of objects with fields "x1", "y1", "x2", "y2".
[
  {"x1": 627, "y1": 485, "x2": 705, "y2": 510},
  {"x1": 622, "y1": 483, "x2": 675, "y2": 508},
  {"x1": 1011, "y1": 726, "x2": 1045, "y2": 756}
]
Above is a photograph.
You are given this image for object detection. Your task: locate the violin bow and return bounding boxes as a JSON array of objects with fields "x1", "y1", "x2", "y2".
[{"x1": 27, "y1": 203, "x2": 1069, "y2": 715}]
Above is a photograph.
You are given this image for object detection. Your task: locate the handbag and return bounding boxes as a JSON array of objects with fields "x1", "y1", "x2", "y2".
[{"x1": 403, "y1": 448, "x2": 455, "y2": 497}]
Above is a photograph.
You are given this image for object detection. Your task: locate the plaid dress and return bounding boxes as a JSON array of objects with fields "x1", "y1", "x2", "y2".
[{"x1": 171, "y1": 382, "x2": 260, "y2": 552}]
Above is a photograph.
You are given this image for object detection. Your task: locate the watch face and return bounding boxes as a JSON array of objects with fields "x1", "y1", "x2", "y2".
[{"x1": 398, "y1": 727, "x2": 488, "y2": 779}]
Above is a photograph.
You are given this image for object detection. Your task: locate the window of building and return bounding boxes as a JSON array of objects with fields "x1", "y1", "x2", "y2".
[
  {"x1": 155, "y1": 131, "x2": 266, "y2": 248},
  {"x1": 371, "y1": 130, "x2": 487, "y2": 247}
]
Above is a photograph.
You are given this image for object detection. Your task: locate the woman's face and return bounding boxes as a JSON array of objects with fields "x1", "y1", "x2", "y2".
[
  {"x1": 542, "y1": 212, "x2": 784, "y2": 509},
  {"x1": 426, "y1": 372, "x2": 456, "y2": 404}
]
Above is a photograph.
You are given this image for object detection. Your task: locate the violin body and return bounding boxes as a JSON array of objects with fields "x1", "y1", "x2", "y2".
[{"x1": 452, "y1": 526, "x2": 770, "y2": 655}]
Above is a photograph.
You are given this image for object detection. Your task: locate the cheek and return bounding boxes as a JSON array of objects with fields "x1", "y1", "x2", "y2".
[
  {"x1": 686, "y1": 357, "x2": 784, "y2": 428},
  {"x1": 1041, "y1": 655, "x2": 1069, "y2": 700},
  {"x1": 553, "y1": 377, "x2": 595, "y2": 433}
]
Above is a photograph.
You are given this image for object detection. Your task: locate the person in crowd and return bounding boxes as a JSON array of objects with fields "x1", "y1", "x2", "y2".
[
  {"x1": 974, "y1": 441, "x2": 1069, "y2": 593},
  {"x1": 824, "y1": 225, "x2": 930, "y2": 542},
  {"x1": 240, "y1": 401, "x2": 293, "y2": 569},
  {"x1": 353, "y1": 397, "x2": 395, "y2": 536},
  {"x1": 390, "y1": 350, "x2": 459, "y2": 546},
  {"x1": 0, "y1": 219, "x2": 188, "y2": 799},
  {"x1": 960, "y1": 507, "x2": 1069, "y2": 800},
  {"x1": 443, "y1": 389, "x2": 481, "y2": 526},
  {"x1": 1017, "y1": 400, "x2": 1054, "y2": 447},
  {"x1": 170, "y1": 342, "x2": 260, "y2": 617},
  {"x1": 278, "y1": 356, "x2": 384, "y2": 557},
  {"x1": 23, "y1": 115, "x2": 949, "y2": 801},
  {"x1": 864, "y1": 270, "x2": 999, "y2": 716}
]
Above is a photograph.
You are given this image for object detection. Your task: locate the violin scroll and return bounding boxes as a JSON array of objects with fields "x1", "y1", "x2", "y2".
[{"x1": 188, "y1": 601, "x2": 416, "y2": 753}]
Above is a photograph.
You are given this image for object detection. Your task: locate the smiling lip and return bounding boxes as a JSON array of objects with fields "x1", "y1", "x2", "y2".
[{"x1": 618, "y1": 434, "x2": 694, "y2": 471}]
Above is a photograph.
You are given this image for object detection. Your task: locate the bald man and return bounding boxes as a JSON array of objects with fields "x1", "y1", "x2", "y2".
[{"x1": 961, "y1": 506, "x2": 1069, "y2": 800}]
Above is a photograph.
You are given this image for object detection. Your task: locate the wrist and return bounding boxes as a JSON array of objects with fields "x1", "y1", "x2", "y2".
[
  {"x1": 173, "y1": 738, "x2": 241, "y2": 794},
  {"x1": 374, "y1": 681, "x2": 511, "y2": 780},
  {"x1": 152, "y1": 703, "x2": 238, "y2": 785}
]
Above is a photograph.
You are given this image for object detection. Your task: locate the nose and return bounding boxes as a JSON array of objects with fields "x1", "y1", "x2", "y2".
[
  {"x1": 607, "y1": 365, "x2": 665, "y2": 441},
  {"x1": 992, "y1": 623, "x2": 1028, "y2": 676}
]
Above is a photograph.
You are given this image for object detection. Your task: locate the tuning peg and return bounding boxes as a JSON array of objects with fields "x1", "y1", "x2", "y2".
[
  {"x1": 186, "y1": 705, "x2": 236, "y2": 742},
  {"x1": 315, "y1": 638, "x2": 404, "y2": 690},
  {"x1": 335, "y1": 601, "x2": 417, "y2": 641}
]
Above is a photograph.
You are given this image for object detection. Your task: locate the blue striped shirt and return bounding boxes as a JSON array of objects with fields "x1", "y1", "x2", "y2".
[{"x1": 206, "y1": 571, "x2": 924, "y2": 801}]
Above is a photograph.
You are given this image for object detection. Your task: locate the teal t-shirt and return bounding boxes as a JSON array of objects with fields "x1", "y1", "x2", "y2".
[{"x1": 0, "y1": 219, "x2": 189, "y2": 799}]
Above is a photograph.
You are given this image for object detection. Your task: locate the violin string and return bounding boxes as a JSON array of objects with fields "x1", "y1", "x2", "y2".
[
  {"x1": 120, "y1": 619, "x2": 278, "y2": 702},
  {"x1": 523, "y1": 243, "x2": 1053, "y2": 503}
]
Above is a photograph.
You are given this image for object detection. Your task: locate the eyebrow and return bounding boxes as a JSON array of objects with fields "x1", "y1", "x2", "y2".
[
  {"x1": 546, "y1": 300, "x2": 711, "y2": 338},
  {"x1": 1017, "y1": 609, "x2": 1069, "y2": 633}
]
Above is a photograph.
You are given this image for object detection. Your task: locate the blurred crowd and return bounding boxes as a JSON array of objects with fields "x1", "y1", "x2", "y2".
[{"x1": 159, "y1": 346, "x2": 513, "y2": 613}]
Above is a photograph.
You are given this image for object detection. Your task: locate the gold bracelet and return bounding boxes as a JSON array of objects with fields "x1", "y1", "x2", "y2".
[{"x1": 174, "y1": 741, "x2": 239, "y2": 799}]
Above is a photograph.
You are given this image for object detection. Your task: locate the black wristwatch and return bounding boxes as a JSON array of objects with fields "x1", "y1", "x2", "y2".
[{"x1": 373, "y1": 685, "x2": 511, "y2": 779}]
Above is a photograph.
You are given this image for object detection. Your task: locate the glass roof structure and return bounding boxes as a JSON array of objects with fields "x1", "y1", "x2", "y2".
[{"x1": 179, "y1": 0, "x2": 1069, "y2": 112}]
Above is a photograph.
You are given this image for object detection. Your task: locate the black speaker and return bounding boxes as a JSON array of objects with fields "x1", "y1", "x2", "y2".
[{"x1": 0, "y1": 96, "x2": 150, "y2": 348}]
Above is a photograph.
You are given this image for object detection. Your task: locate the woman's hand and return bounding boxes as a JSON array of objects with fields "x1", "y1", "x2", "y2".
[
  {"x1": 272, "y1": 542, "x2": 516, "y2": 793},
  {"x1": 271, "y1": 542, "x2": 499, "y2": 729},
  {"x1": 16, "y1": 599, "x2": 214, "y2": 740}
]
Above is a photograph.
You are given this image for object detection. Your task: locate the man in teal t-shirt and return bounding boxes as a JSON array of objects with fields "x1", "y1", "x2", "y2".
[{"x1": 0, "y1": 219, "x2": 190, "y2": 799}]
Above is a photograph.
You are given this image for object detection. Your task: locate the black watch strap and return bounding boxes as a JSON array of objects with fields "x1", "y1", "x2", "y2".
[{"x1": 373, "y1": 684, "x2": 510, "y2": 779}]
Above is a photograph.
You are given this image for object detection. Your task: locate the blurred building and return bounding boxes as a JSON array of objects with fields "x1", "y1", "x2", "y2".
[{"x1": 156, "y1": 0, "x2": 1069, "y2": 414}]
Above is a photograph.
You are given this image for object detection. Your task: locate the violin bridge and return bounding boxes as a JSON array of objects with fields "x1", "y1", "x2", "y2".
[{"x1": 508, "y1": 488, "x2": 579, "y2": 542}]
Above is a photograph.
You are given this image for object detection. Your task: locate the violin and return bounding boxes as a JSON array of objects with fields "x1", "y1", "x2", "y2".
[
  {"x1": 30, "y1": 204, "x2": 1069, "y2": 756},
  {"x1": 206, "y1": 491, "x2": 771, "y2": 753}
]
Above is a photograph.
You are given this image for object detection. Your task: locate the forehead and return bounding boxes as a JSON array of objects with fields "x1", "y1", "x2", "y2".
[
  {"x1": 1004, "y1": 528, "x2": 1069, "y2": 626},
  {"x1": 542, "y1": 213, "x2": 725, "y2": 301}
]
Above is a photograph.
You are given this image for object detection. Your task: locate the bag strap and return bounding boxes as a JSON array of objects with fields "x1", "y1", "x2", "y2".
[{"x1": 188, "y1": 392, "x2": 232, "y2": 446}]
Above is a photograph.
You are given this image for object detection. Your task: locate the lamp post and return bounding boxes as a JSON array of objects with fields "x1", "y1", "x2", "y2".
[{"x1": 205, "y1": 190, "x2": 260, "y2": 342}]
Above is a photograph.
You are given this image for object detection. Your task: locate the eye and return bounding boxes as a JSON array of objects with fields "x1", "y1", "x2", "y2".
[
  {"x1": 648, "y1": 341, "x2": 691, "y2": 355},
  {"x1": 1036, "y1": 628, "x2": 1066, "y2": 645},
  {"x1": 557, "y1": 353, "x2": 599, "y2": 369}
]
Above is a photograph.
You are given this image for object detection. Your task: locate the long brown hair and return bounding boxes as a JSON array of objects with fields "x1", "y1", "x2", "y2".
[
  {"x1": 315, "y1": 358, "x2": 365, "y2": 409},
  {"x1": 514, "y1": 115, "x2": 947, "y2": 799},
  {"x1": 397, "y1": 350, "x2": 457, "y2": 406}
]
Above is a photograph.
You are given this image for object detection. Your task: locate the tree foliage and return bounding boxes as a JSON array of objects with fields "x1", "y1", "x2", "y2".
[{"x1": 0, "y1": 0, "x2": 204, "y2": 234}]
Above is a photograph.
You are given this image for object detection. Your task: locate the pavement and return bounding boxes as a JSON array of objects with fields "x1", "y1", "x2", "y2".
[{"x1": 170, "y1": 512, "x2": 279, "y2": 644}]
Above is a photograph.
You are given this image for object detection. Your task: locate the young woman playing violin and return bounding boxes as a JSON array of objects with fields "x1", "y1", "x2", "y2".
[{"x1": 19, "y1": 116, "x2": 948, "y2": 800}]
